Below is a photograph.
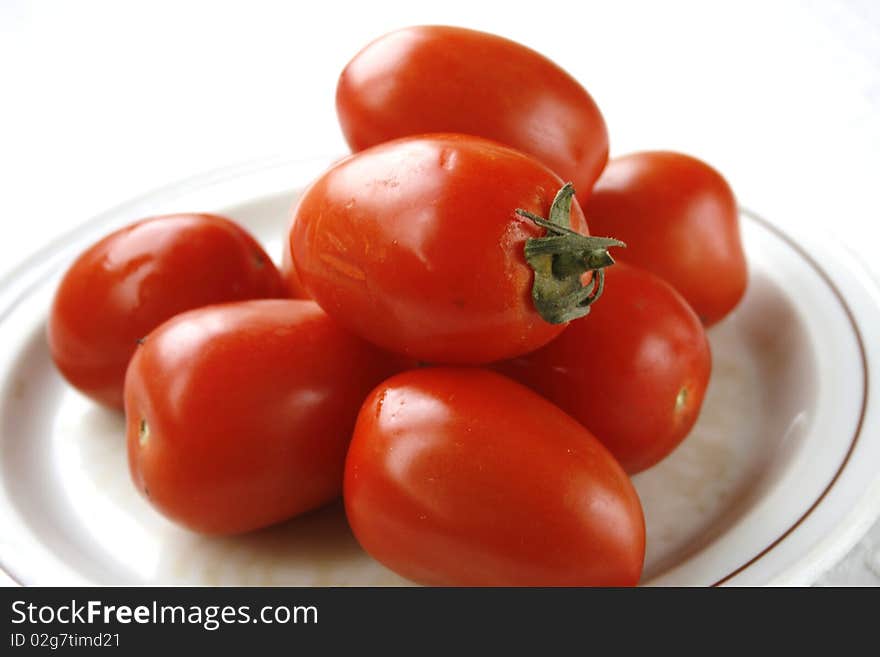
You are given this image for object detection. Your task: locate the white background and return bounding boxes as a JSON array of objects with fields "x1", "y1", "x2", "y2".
[{"x1": 1, "y1": 0, "x2": 879, "y2": 585}]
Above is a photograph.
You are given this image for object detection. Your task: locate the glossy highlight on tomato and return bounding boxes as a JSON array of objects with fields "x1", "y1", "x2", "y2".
[
  {"x1": 125, "y1": 299, "x2": 408, "y2": 535},
  {"x1": 344, "y1": 368, "x2": 646, "y2": 586},
  {"x1": 497, "y1": 263, "x2": 712, "y2": 473},
  {"x1": 290, "y1": 134, "x2": 594, "y2": 363},
  {"x1": 337, "y1": 25, "x2": 609, "y2": 200},
  {"x1": 583, "y1": 151, "x2": 747, "y2": 326},
  {"x1": 48, "y1": 213, "x2": 285, "y2": 409}
]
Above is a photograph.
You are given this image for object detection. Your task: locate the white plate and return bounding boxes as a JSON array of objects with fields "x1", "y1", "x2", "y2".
[{"x1": 1, "y1": 157, "x2": 879, "y2": 587}]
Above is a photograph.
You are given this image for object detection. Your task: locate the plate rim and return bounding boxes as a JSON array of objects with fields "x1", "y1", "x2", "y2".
[{"x1": 708, "y1": 209, "x2": 870, "y2": 586}]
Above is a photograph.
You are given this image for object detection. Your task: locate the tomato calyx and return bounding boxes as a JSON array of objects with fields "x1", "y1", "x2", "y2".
[{"x1": 518, "y1": 183, "x2": 626, "y2": 324}]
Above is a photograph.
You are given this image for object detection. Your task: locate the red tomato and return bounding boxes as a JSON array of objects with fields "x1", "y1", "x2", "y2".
[
  {"x1": 337, "y1": 26, "x2": 609, "y2": 200},
  {"x1": 125, "y1": 299, "x2": 407, "y2": 535},
  {"x1": 48, "y1": 213, "x2": 285, "y2": 409},
  {"x1": 496, "y1": 263, "x2": 711, "y2": 473},
  {"x1": 583, "y1": 151, "x2": 747, "y2": 326},
  {"x1": 280, "y1": 216, "x2": 309, "y2": 298},
  {"x1": 291, "y1": 134, "x2": 620, "y2": 364},
  {"x1": 344, "y1": 368, "x2": 645, "y2": 586}
]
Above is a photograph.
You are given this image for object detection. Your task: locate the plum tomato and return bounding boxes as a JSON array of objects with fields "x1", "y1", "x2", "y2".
[
  {"x1": 125, "y1": 299, "x2": 408, "y2": 535},
  {"x1": 291, "y1": 134, "x2": 623, "y2": 364},
  {"x1": 582, "y1": 151, "x2": 747, "y2": 326},
  {"x1": 337, "y1": 25, "x2": 609, "y2": 200},
  {"x1": 496, "y1": 263, "x2": 712, "y2": 473},
  {"x1": 344, "y1": 367, "x2": 646, "y2": 586},
  {"x1": 48, "y1": 213, "x2": 286, "y2": 409},
  {"x1": 280, "y1": 216, "x2": 309, "y2": 298}
]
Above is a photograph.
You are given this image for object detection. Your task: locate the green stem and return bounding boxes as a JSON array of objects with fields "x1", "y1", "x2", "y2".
[{"x1": 518, "y1": 183, "x2": 625, "y2": 324}]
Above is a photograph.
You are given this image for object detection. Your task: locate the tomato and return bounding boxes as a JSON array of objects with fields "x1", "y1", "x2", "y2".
[
  {"x1": 496, "y1": 263, "x2": 711, "y2": 473},
  {"x1": 344, "y1": 368, "x2": 645, "y2": 586},
  {"x1": 582, "y1": 151, "x2": 747, "y2": 326},
  {"x1": 280, "y1": 216, "x2": 309, "y2": 298},
  {"x1": 337, "y1": 26, "x2": 609, "y2": 200},
  {"x1": 291, "y1": 134, "x2": 621, "y2": 364},
  {"x1": 48, "y1": 213, "x2": 286, "y2": 409},
  {"x1": 125, "y1": 299, "x2": 406, "y2": 535}
]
